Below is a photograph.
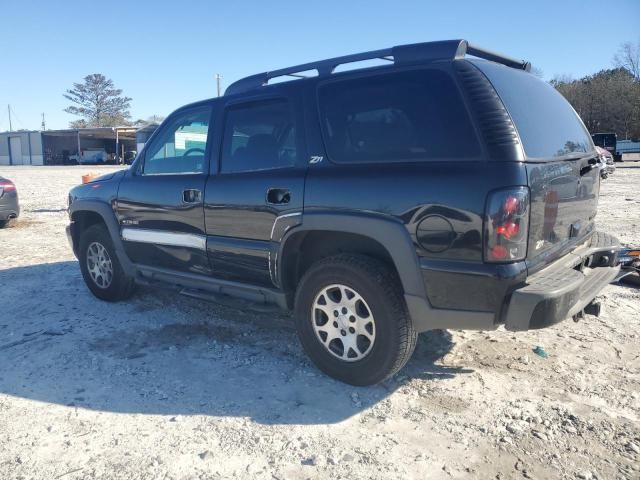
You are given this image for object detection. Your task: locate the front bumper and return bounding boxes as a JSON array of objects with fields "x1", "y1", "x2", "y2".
[
  {"x1": 503, "y1": 232, "x2": 620, "y2": 331},
  {"x1": 65, "y1": 223, "x2": 76, "y2": 256}
]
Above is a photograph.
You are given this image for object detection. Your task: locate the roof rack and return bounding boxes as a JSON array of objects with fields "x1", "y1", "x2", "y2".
[{"x1": 225, "y1": 39, "x2": 531, "y2": 96}]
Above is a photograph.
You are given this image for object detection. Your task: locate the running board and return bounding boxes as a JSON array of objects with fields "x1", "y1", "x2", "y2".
[
  {"x1": 179, "y1": 288, "x2": 283, "y2": 313},
  {"x1": 135, "y1": 265, "x2": 288, "y2": 310}
]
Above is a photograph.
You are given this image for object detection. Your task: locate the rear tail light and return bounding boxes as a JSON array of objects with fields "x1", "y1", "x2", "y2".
[
  {"x1": 485, "y1": 187, "x2": 530, "y2": 262},
  {"x1": 0, "y1": 180, "x2": 16, "y2": 197}
]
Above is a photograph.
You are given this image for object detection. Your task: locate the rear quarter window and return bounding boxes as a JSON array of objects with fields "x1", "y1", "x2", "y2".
[
  {"x1": 317, "y1": 69, "x2": 481, "y2": 163},
  {"x1": 471, "y1": 60, "x2": 594, "y2": 159}
]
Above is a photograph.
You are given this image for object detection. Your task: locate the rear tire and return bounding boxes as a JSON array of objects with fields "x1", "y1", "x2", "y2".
[
  {"x1": 79, "y1": 223, "x2": 135, "y2": 301},
  {"x1": 294, "y1": 254, "x2": 417, "y2": 386}
]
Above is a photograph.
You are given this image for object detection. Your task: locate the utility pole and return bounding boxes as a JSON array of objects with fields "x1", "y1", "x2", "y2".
[
  {"x1": 41, "y1": 112, "x2": 46, "y2": 131},
  {"x1": 7, "y1": 105, "x2": 12, "y2": 132},
  {"x1": 216, "y1": 74, "x2": 223, "y2": 97}
]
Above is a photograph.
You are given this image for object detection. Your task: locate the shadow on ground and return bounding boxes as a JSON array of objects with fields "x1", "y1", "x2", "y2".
[{"x1": 0, "y1": 261, "x2": 471, "y2": 425}]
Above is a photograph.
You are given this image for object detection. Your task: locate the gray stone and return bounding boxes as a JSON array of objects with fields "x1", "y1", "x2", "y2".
[
  {"x1": 627, "y1": 442, "x2": 640, "y2": 454},
  {"x1": 198, "y1": 450, "x2": 214, "y2": 460}
]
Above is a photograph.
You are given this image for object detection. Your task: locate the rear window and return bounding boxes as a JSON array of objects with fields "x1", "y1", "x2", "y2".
[
  {"x1": 318, "y1": 69, "x2": 480, "y2": 163},
  {"x1": 471, "y1": 60, "x2": 594, "y2": 159}
]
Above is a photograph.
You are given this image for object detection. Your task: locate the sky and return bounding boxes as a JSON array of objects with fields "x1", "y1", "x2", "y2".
[{"x1": 0, "y1": 0, "x2": 638, "y2": 131}]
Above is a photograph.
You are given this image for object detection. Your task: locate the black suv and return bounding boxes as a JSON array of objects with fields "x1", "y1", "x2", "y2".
[{"x1": 66, "y1": 40, "x2": 620, "y2": 386}]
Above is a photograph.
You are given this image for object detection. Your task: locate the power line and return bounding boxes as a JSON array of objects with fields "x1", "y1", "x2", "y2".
[{"x1": 7, "y1": 105, "x2": 28, "y2": 131}]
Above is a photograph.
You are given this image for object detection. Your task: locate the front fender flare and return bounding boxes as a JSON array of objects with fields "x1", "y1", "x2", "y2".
[{"x1": 69, "y1": 200, "x2": 135, "y2": 277}]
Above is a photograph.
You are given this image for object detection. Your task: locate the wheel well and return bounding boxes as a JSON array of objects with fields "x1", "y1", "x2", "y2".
[
  {"x1": 71, "y1": 210, "x2": 106, "y2": 248},
  {"x1": 280, "y1": 231, "x2": 400, "y2": 304}
]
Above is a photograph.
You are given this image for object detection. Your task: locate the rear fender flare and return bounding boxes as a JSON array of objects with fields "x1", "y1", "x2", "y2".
[{"x1": 275, "y1": 211, "x2": 427, "y2": 299}]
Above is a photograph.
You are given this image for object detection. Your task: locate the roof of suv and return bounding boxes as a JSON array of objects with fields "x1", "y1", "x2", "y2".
[{"x1": 226, "y1": 39, "x2": 531, "y2": 96}]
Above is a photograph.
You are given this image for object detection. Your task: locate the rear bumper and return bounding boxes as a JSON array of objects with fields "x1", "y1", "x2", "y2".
[
  {"x1": 0, "y1": 205, "x2": 19, "y2": 220},
  {"x1": 503, "y1": 232, "x2": 620, "y2": 331}
]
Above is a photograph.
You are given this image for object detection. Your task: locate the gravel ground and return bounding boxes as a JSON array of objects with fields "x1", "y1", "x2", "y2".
[{"x1": 0, "y1": 165, "x2": 638, "y2": 480}]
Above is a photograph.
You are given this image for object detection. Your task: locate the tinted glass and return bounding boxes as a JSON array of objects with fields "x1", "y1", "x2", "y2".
[
  {"x1": 591, "y1": 133, "x2": 616, "y2": 150},
  {"x1": 472, "y1": 60, "x2": 594, "y2": 159},
  {"x1": 221, "y1": 100, "x2": 296, "y2": 173},
  {"x1": 144, "y1": 106, "x2": 211, "y2": 174},
  {"x1": 318, "y1": 69, "x2": 480, "y2": 163}
]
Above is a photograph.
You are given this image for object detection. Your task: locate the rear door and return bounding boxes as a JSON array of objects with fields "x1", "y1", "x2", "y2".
[
  {"x1": 471, "y1": 60, "x2": 600, "y2": 270},
  {"x1": 204, "y1": 91, "x2": 306, "y2": 286},
  {"x1": 116, "y1": 104, "x2": 214, "y2": 274}
]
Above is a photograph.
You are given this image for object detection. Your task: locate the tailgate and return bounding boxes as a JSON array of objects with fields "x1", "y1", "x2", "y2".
[
  {"x1": 468, "y1": 60, "x2": 601, "y2": 272},
  {"x1": 526, "y1": 156, "x2": 600, "y2": 270}
]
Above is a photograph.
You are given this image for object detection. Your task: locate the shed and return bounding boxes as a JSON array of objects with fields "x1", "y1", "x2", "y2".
[{"x1": 0, "y1": 131, "x2": 44, "y2": 165}]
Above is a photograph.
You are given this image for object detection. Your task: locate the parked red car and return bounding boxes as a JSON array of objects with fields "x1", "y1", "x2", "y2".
[{"x1": 0, "y1": 177, "x2": 20, "y2": 228}]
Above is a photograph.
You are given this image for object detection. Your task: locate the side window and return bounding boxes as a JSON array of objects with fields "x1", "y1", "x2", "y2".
[
  {"x1": 221, "y1": 99, "x2": 297, "y2": 173},
  {"x1": 318, "y1": 69, "x2": 480, "y2": 163},
  {"x1": 143, "y1": 106, "x2": 211, "y2": 175}
]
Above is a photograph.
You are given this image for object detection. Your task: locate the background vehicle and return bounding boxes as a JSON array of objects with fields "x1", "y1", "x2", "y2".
[
  {"x1": 0, "y1": 177, "x2": 20, "y2": 228},
  {"x1": 66, "y1": 40, "x2": 620, "y2": 386},
  {"x1": 69, "y1": 148, "x2": 109, "y2": 165},
  {"x1": 595, "y1": 146, "x2": 615, "y2": 178},
  {"x1": 592, "y1": 132, "x2": 621, "y2": 161},
  {"x1": 618, "y1": 248, "x2": 640, "y2": 286}
]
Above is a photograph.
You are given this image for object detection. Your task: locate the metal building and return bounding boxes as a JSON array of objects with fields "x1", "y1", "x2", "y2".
[
  {"x1": 41, "y1": 127, "x2": 136, "y2": 164},
  {"x1": 0, "y1": 131, "x2": 44, "y2": 165},
  {"x1": 0, "y1": 127, "x2": 137, "y2": 165}
]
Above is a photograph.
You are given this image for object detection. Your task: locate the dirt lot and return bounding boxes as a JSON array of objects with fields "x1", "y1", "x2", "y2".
[{"x1": 0, "y1": 165, "x2": 638, "y2": 480}]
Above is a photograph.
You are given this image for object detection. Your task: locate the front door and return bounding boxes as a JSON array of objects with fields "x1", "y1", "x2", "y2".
[
  {"x1": 204, "y1": 94, "x2": 306, "y2": 286},
  {"x1": 116, "y1": 104, "x2": 214, "y2": 274}
]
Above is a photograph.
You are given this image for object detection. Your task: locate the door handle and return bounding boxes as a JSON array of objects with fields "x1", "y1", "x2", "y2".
[
  {"x1": 266, "y1": 188, "x2": 291, "y2": 205},
  {"x1": 183, "y1": 189, "x2": 201, "y2": 203}
]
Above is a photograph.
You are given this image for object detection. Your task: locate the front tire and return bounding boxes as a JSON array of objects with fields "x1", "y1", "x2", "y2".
[
  {"x1": 78, "y1": 224, "x2": 135, "y2": 301},
  {"x1": 294, "y1": 254, "x2": 417, "y2": 386}
]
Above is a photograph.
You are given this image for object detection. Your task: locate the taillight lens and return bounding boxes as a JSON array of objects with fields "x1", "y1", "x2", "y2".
[
  {"x1": 0, "y1": 180, "x2": 16, "y2": 197},
  {"x1": 485, "y1": 187, "x2": 530, "y2": 262}
]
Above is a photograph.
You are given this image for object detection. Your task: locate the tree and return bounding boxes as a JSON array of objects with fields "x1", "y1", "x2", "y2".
[
  {"x1": 133, "y1": 114, "x2": 165, "y2": 127},
  {"x1": 64, "y1": 74, "x2": 132, "y2": 127},
  {"x1": 552, "y1": 68, "x2": 640, "y2": 140},
  {"x1": 614, "y1": 39, "x2": 640, "y2": 80}
]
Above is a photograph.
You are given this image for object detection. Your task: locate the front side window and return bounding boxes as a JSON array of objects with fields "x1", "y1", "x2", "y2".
[
  {"x1": 143, "y1": 106, "x2": 211, "y2": 174},
  {"x1": 318, "y1": 69, "x2": 481, "y2": 163},
  {"x1": 221, "y1": 99, "x2": 297, "y2": 173}
]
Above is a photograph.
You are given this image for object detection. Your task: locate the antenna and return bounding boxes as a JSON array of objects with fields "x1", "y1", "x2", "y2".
[
  {"x1": 216, "y1": 73, "x2": 223, "y2": 97},
  {"x1": 41, "y1": 112, "x2": 46, "y2": 131},
  {"x1": 7, "y1": 105, "x2": 12, "y2": 132}
]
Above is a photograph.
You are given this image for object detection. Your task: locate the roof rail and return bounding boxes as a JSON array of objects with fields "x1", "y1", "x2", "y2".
[{"x1": 225, "y1": 40, "x2": 531, "y2": 96}]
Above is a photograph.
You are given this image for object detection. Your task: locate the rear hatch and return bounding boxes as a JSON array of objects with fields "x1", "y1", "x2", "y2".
[
  {"x1": 471, "y1": 59, "x2": 599, "y2": 272},
  {"x1": 525, "y1": 156, "x2": 599, "y2": 270}
]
